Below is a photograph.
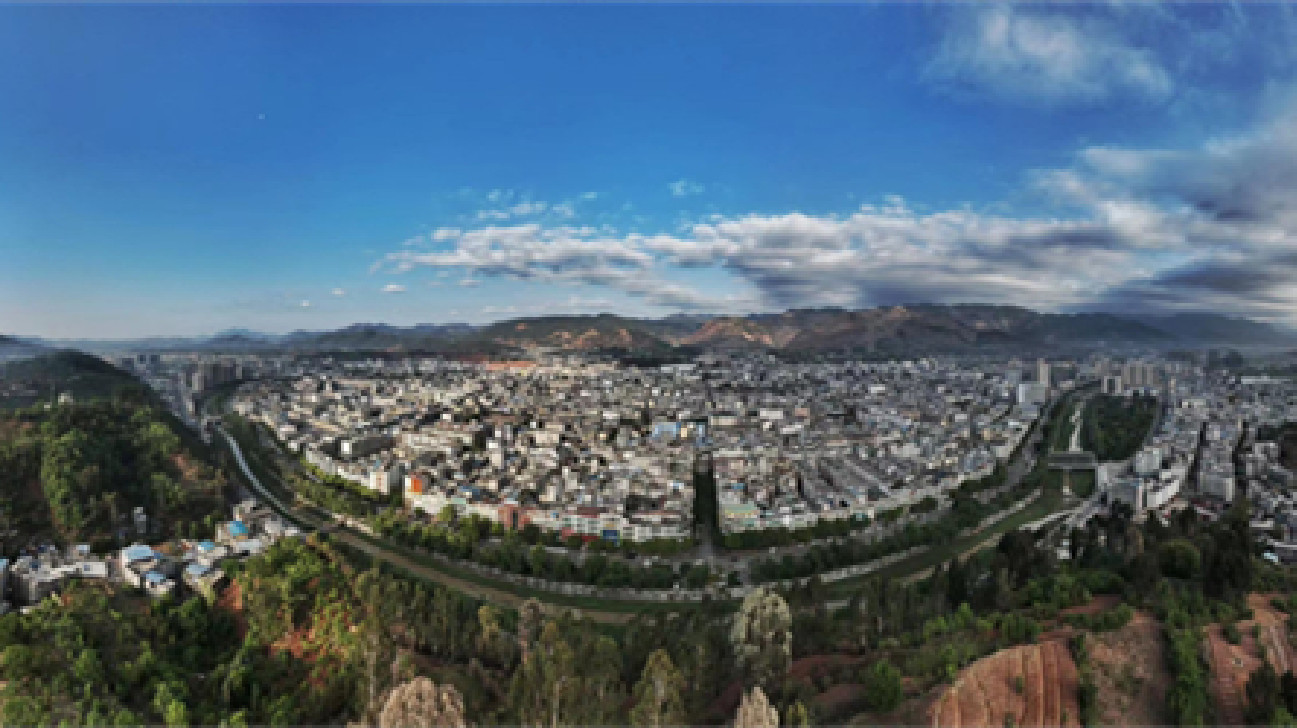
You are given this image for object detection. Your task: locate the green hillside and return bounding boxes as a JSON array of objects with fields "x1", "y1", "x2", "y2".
[{"x1": 0, "y1": 351, "x2": 150, "y2": 409}]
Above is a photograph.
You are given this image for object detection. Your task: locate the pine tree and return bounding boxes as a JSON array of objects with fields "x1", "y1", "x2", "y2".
[
  {"x1": 378, "y1": 677, "x2": 466, "y2": 728},
  {"x1": 734, "y1": 686, "x2": 779, "y2": 728},
  {"x1": 630, "y1": 649, "x2": 686, "y2": 727},
  {"x1": 730, "y1": 587, "x2": 792, "y2": 691}
]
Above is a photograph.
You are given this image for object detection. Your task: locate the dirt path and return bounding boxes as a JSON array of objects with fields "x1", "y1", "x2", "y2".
[{"x1": 1087, "y1": 610, "x2": 1168, "y2": 727}]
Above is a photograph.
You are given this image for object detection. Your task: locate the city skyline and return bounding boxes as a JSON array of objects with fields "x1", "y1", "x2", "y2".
[{"x1": 6, "y1": 3, "x2": 1297, "y2": 338}]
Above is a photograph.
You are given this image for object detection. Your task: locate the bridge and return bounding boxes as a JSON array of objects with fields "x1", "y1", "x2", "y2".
[{"x1": 1048, "y1": 450, "x2": 1098, "y2": 470}]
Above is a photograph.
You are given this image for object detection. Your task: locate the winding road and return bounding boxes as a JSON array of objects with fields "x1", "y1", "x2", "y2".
[
  {"x1": 217, "y1": 424, "x2": 644, "y2": 623},
  {"x1": 207, "y1": 385, "x2": 1082, "y2": 621}
]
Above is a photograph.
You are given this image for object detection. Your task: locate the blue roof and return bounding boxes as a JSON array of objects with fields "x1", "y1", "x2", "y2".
[
  {"x1": 198, "y1": 540, "x2": 216, "y2": 551},
  {"x1": 144, "y1": 571, "x2": 167, "y2": 585},
  {"x1": 185, "y1": 563, "x2": 211, "y2": 577},
  {"x1": 123, "y1": 544, "x2": 154, "y2": 562},
  {"x1": 228, "y1": 521, "x2": 249, "y2": 537}
]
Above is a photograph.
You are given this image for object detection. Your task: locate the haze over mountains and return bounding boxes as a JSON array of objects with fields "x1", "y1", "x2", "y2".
[
  {"x1": 0, "y1": 334, "x2": 49, "y2": 360},
  {"x1": 17, "y1": 305, "x2": 1295, "y2": 356}
]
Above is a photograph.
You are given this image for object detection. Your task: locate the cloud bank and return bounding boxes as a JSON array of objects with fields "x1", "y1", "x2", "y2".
[{"x1": 375, "y1": 103, "x2": 1297, "y2": 325}]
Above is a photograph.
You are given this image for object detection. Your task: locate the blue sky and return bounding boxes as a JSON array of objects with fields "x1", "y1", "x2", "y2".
[{"x1": 4, "y1": 3, "x2": 1297, "y2": 338}]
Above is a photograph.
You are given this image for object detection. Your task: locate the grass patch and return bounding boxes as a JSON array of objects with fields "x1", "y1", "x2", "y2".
[{"x1": 1068, "y1": 470, "x2": 1097, "y2": 499}]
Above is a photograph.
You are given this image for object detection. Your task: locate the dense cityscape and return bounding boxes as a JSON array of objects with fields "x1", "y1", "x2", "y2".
[{"x1": 9, "y1": 2, "x2": 1297, "y2": 726}]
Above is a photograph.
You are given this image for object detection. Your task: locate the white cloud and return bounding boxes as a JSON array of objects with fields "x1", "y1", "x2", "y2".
[
  {"x1": 371, "y1": 104, "x2": 1297, "y2": 325},
  {"x1": 580, "y1": 191, "x2": 599, "y2": 201},
  {"x1": 925, "y1": 5, "x2": 1172, "y2": 105},
  {"x1": 381, "y1": 283, "x2": 406, "y2": 294},
  {"x1": 458, "y1": 278, "x2": 481, "y2": 287},
  {"x1": 331, "y1": 288, "x2": 346, "y2": 297},
  {"x1": 668, "y1": 179, "x2": 706, "y2": 197},
  {"x1": 510, "y1": 201, "x2": 548, "y2": 216},
  {"x1": 300, "y1": 300, "x2": 311, "y2": 308}
]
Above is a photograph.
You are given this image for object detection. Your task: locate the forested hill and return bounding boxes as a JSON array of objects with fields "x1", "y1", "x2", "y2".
[
  {"x1": 0, "y1": 350, "x2": 152, "y2": 409},
  {"x1": 0, "y1": 489, "x2": 1295, "y2": 725},
  {"x1": 0, "y1": 398, "x2": 229, "y2": 553}
]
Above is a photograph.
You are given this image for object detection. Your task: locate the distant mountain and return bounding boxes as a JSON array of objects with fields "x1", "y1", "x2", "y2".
[
  {"x1": 0, "y1": 334, "x2": 48, "y2": 359},
  {"x1": 678, "y1": 315, "x2": 801, "y2": 349},
  {"x1": 474, "y1": 314, "x2": 672, "y2": 352},
  {"x1": 280, "y1": 323, "x2": 482, "y2": 352},
  {"x1": 676, "y1": 305, "x2": 1171, "y2": 353},
  {"x1": 24, "y1": 304, "x2": 1296, "y2": 356},
  {"x1": 1133, "y1": 313, "x2": 1294, "y2": 346}
]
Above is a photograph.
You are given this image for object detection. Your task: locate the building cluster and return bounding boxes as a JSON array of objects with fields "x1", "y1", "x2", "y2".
[
  {"x1": 228, "y1": 355, "x2": 1044, "y2": 541},
  {"x1": 1247, "y1": 440, "x2": 1297, "y2": 563},
  {"x1": 0, "y1": 500, "x2": 299, "y2": 612},
  {"x1": 713, "y1": 360, "x2": 1034, "y2": 533},
  {"x1": 1098, "y1": 369, "x2": 1297, "y2": 525}
]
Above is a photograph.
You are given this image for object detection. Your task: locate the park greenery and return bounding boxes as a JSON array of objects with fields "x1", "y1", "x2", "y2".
[
  {"x1": 1081, "y1": 394, "x2": 1160, "y2": 462},
  {"x1": 1050, "y1": 401, "x2": 1079, "y2": 453}
]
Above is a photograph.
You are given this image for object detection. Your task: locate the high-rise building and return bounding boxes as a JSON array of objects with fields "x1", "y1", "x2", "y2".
[
  {"x1": 1037, "y1": 358, "x2": 1051, "y2": 388},
  {"x1": 1123, "y1": 361, "x2": 1145, "y2": 389}
]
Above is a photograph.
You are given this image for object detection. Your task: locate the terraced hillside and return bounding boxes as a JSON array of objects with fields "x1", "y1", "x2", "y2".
[
  {"x1": 1205, "y1": 594, "x2": 1297, "y2": 726},
  {"x1": 929, "y1": 640, "x2": 1081, "y2": 728}
]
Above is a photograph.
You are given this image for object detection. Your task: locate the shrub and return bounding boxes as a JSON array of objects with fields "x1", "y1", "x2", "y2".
[
  {"x1": 1225, "y1": 622, "x2": 1242, "y2": 645},
  {"x1": 863, "y1": 659, "x2": 903, "y2": 713},
  {"x1": 1159, "y1": 539, "x2": 1202, "y2": 580},
  {"x1": 1077, "y1": 671, "x2": 1099, "y2": 727}
]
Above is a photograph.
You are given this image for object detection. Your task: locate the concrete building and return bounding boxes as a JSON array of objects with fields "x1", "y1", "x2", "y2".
[{"x1": 1134, "y1": 447, "x2": 1163, "y2": 477}]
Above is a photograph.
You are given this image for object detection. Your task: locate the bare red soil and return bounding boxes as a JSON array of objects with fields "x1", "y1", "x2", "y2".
[
  {"x1": 929, "y1": 640, "x2": 1081, "y2": 728},
  {"x1": 1087, "y1": 610, "x2": 1168, "y2": 727},
  {"x1": 1205, "y1": 594, "x2": 1297, "y2": 726}
]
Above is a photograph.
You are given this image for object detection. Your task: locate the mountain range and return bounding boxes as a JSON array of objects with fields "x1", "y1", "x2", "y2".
[
  {"x1": 0, "y1": 334, "x2": 49, "y2": 360},
  {"x1": 16, "y1": 305, "x2": 1296, "y2": 356}
]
